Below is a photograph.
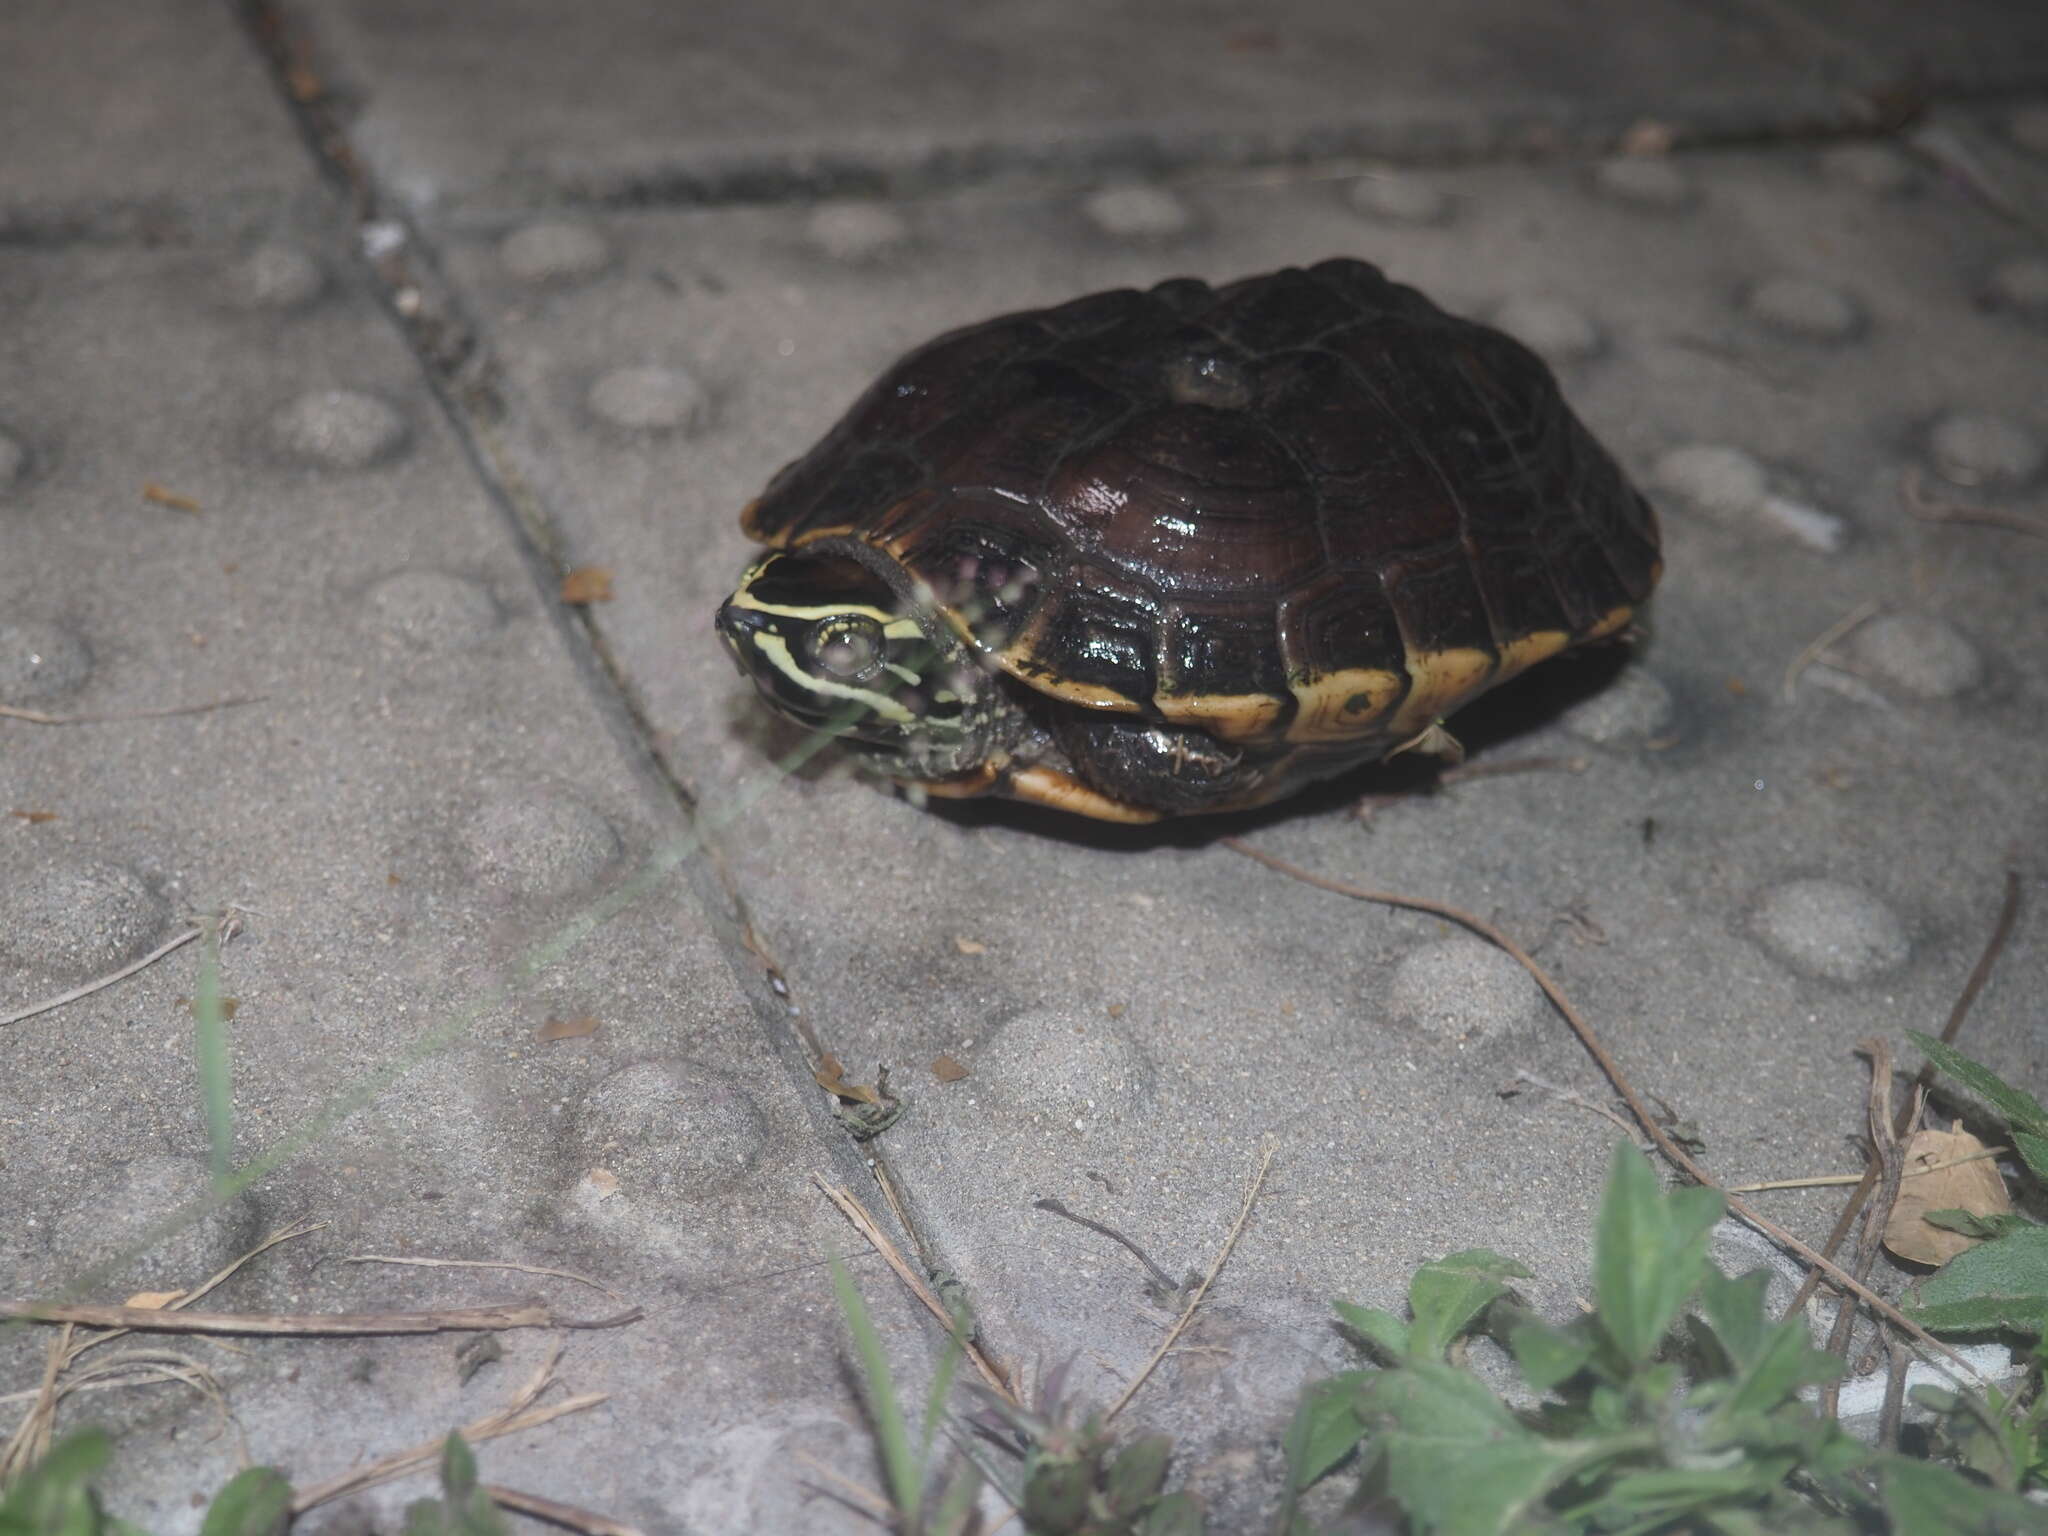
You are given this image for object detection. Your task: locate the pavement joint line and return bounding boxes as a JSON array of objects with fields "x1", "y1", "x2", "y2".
[{"x1": 227, "y1": 0, "x2": 1055, "y2": 1347}]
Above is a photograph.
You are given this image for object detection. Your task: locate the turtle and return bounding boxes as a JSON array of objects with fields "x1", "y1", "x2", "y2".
[{"x1": 716, "y1": 258, "x2": 1660, "y2": 824}]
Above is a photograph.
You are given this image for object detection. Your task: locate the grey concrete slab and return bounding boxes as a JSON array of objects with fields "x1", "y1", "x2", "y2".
[
  {"x1": 0, "y1": 94, "x2": 941, "y2": 1536},
  {"x1": 424, "y1": 131, "x2": 2047, "y2": 1521},
  {"x1": 294, "y1": 0, "x2": 1949, "y2": 209},
  {"x1": 9, "y1": 0, "x2": 2048, "y2": 1527},
  {"x1": 0, "y1": 0, "x2": 313, "y2": 230}
]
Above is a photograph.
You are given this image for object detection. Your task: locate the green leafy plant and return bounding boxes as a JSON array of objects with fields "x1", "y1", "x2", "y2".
[
  {"x1": 1897, "y1": 1034, "x2": 2048, "y2": 1507},
  {"x1": 0, "y1": 1431, "x2": 289, "y2": 1536},
  {"x1": 400, "y1": 1435, "x2": 507, "y2": 1536},
  {"x1": 1280, "y1": 1141, "x2": 2043, "y2": 1534},
  {"x1": 968, "y1": 1359, "x2": 1202, "y2": 1536}
]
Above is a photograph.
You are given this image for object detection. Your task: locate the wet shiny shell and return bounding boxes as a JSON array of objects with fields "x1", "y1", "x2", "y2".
[{"x1": 740, "y1": 258, "x2": 1661, "y2": 749}]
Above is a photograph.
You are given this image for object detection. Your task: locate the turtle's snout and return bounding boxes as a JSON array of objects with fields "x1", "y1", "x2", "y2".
[{"x1": 714, "y1": 595, "x2": 767, "y2": 644}]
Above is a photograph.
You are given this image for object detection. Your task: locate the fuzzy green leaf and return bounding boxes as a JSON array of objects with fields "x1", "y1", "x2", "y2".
[
  {"x1": 199, "y1": 1468, "x2": 293, "y2": 1536},
  {"x1": 1135, "y1": 1490, "x2": 1204, "y2": 1536},
  {"x1": 1361, "y1": 1358, "x2": 1587, "y2": 1531},
  {"x1": 1695, "y1": 1267, "x2": 1773, "y2": 1367},
  {"x1": 403, "y1": 1436, "x2": 508, "y2": 1536},
  {"x1": 2014, "y1": 1130, "x2": 2048, "y2": 1186},
  {"x1": 0, "y1": 1431, "x2": 113, "y2": 1536},
  {"x1": 1719, "y1": 1317, "x2": 1844, "y2": 1419},
  {"x1": 1332, "y1": 1299, "x2": 1408, "y2": 1362},
  {"x1": 1594, "y1": 1142, "x2": 1724, "y2": 1367},
  {"x1": 1879, "y1": 1455, "x2": 2045, "y2": 1534},
  {"x1": 1106, "y1": 1435, "x2": 1172, "y2": 1516},
  {"x1": 1506, "y1": 1318, "x2": 1594, "y2": 1394},
  {"x1": 1281, "y1": 1371, "x2": 1372, "y2": 1489},
  {"x1": 1406, "y1": 1249, "x2": 1532, "y2": 1359},
  {"x1": 1570, "y1": 1462, "x2": 1788, "y2": 1521},
  {"x1": 1907, "y1": 1225, "x2": 2048, "y2": 1339},
  {"x1": 1907, "y1": 1033, "x2": 2048, "y2": 1136}
]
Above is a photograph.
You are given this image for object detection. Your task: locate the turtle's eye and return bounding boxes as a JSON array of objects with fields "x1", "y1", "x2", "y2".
[{"x1": 805, "y1": 617, "x2": 885, "y2": 681}]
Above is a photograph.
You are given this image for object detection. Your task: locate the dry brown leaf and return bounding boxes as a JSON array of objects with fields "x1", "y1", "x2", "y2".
[
  {"x1": 1106, "y1": 1003, "x2": 1127, "y2": 1018},
  {"x1": 931, "y1": 1054, "x2": 969, "y2": 1083},
  {"x1": 142, "y1": 481, "x2": 202, "y2": 513},
  {"x1": 538, "y1": 1013, "x2": 601, "y2": 1042},
  {"x1": 953, "y1": 936, "x2": 987, "y2": 955},
  {"x1": 814, "y1": 1054, "x2": 884, "y2": 1106},
  {"x1": 583, "y1": 1168, "x2": 619, "y2": 1198},
  {"x1": 8, "y1": 809, "x2": 57, "y2": 824},
  {"x1": 1883, "y1": 1124, "x2": 2012, "y2": 1266},
  {"x1": 560, "y1": 566, "x2": 614, "y2": 604}
]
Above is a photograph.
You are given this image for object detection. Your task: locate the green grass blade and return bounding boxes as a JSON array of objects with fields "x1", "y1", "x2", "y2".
[
  {"x1": 192, "y1": 918, "x2": 235, "y2": 1192},
  {"x1": 832, "y1": 1258, "x2": 923, "y2": 1522}
]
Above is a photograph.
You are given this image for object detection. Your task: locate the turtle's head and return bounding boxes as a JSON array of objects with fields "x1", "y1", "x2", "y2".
[{"x1": 716, "y1": 549, "x2": 992, "y2": 776}]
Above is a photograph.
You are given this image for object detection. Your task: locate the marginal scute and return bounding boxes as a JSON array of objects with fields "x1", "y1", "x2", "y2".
[
  {"x1": 1389, "y1": 647, "x2": 1499, "y2": 737},
  {"x1": 1287, "y1": 667, "x2": 1408, "y2": 742},
  {"x1": 1156, "y1": 690, "x2": 1290, "y2": 742},
  {"x1": 1005, "y1": 764, "x2": 1164, "y2": 824}
]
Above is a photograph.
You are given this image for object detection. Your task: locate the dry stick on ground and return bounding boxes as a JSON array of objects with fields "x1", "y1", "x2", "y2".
[
  {"x1": 1105, "y1": 1141, "x2": 1274, "y2": 1423},
  {"x1": 1508, "y1": 1071, "x2": 1647, "y2": 1146},
  {"x1": 0, "y1": 1299, "x2": 641, "y2": 1335},
  {"x1": 813, "y1": 1174, "x2": 1016, "y2": 1401},
  {"x1": 0, "y1": 913, "x2": 251, "y2": 1036},
  {"x1": 1901, "y1": 466, "x2": 2048, "y2": 539},
  {"x1": 337, "y1": 1255, "x2": 633, "y2": 1311},
  {"x1": 1221, "y1": 837, "x2": 1992, "y2": 1385},
  {"x1": 1728, "y1": 1144, "x2": 2007, "y2": 1194},
  {"x1": 289, "y1": 1338, "x2": 614, "y2": 1516},
  {"x1": 1783, "y1": 597, "x2": 1883, "y2": 703},
  {"x1": 1784, "y1": 868, "x2": 2024, "y2": 1321},
  {"x1": 1878, "y1": 1336, "x2": 1914, "y2": 1453},
  {"x1": 2, "y1": 1219, "x2": 324, "y2": 1476},
  {"x1": 1819, "y1": 1040, "x2": 1909, "y2": 1420},
  {"x1": 0, "y1": 694, "x2": 267, "y2": 726},
  {"x1": 479, "y1": 1483, "x2": 649, "y2": 1536}
]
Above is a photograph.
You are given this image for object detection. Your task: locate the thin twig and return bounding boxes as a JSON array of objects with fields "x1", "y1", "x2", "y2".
[
  {"x1": 788, "y1": 1449, "x2": 897, "y2": 1519},
  {"x1": 1727, "y1": 1145, "x2": 2005, "y2": 1193},
  {"x1": 1507, "y1": 1072, "x2": 1647, "y2": 1146},
  {"x1": 0, "y1": 1299, "x2": 640, "y2": 1334},
  {"x1": 292, "y1": 1339, "x2": 607, "y2": 1512},
  {"x1": 1786, "y1": 869, "x2": 2023, "y2": 1319},
  {"x1": 1783, "y1": 598, "x2": 1882, "y2": 703},
  {"x1": 1878, "y1": 1337, "x2": 1912, "y2": 1453},
  {"x1": 813, "y1": 1174, "x2": 1015, "y2": 1401},
  {"x1": 1223, "y1": 838, "x2": 1994, "y2": 1386},
  {"x1": 0, "y1": 694, "x2": 267, "y2": 725},
  {"x1": 1106, "y1": 1142, "x2": 1273, "y2": 1422},
  {"x1": 338, "y1": 1255, "x2": 632, "y2": 1310},
  {"x1": 1034, "y1": 1199, "x2": 1182, "y2": 1297},
  {"x1": 1900, "y1": 466, "x2": 2048, "y2": 538},
  {"x1": 480, "y1": 1483, "x2": 649, "y2": 1536},
  {"x1": 1, "y1": 926, "x2": 205, "y2": 1029},
  {"x1": 1820, "y1": 1040, "x2": 1905, "y2": 1418}
]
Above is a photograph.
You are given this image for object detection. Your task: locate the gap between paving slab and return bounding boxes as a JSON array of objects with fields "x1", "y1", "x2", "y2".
[{"x1": 16, "y1": 1, "x2": 2036, "y2": 1528}]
